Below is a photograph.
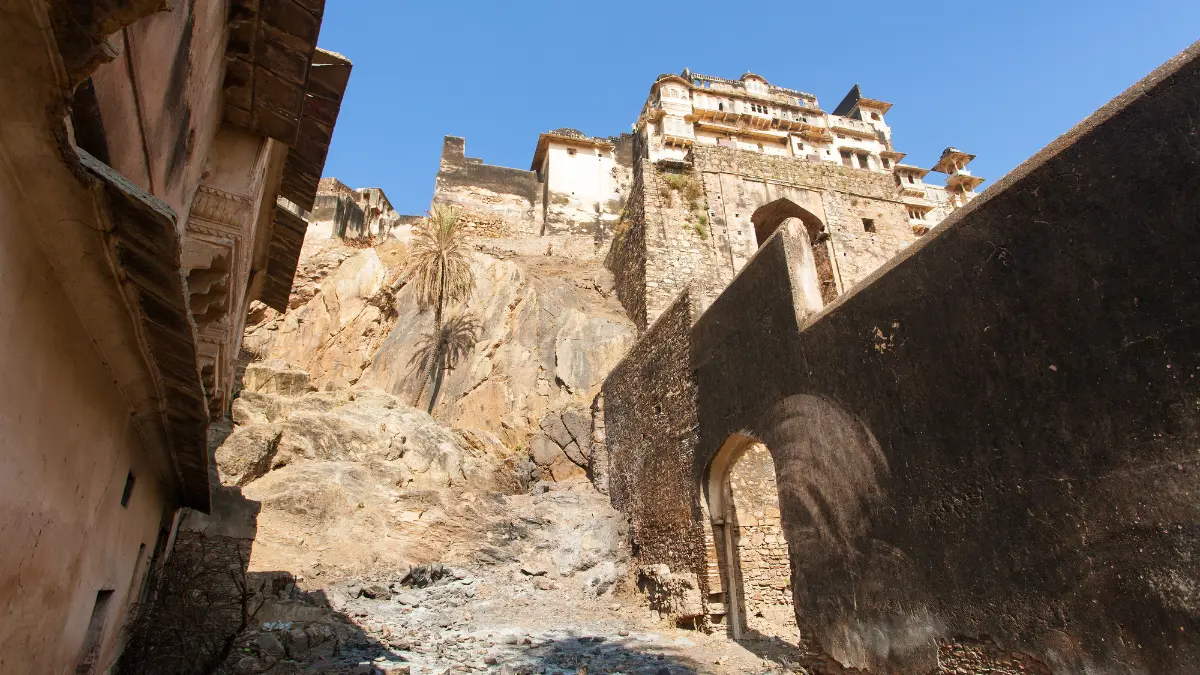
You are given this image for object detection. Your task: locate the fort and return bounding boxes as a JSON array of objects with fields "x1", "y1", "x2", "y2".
[
  {"x1": 429, "y1": 70, "x2": 984, "y2": 329},
  {"x1": 2, "y1": 3, "x2": 1198, "y2": 672}
]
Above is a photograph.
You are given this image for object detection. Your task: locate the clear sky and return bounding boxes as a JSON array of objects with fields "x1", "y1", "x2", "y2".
[{"x1": 316, "y1": 1, "x2": 1199, "y2": 216}]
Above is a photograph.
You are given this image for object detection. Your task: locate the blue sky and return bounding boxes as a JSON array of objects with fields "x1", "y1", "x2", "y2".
[{"x1": 316, "y1": 1, "x2": 1199, "y2": 215}]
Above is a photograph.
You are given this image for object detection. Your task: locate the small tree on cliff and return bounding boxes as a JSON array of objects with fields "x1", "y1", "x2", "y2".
[
  {"x1": 409, "y1": 206, "x2": 476, "y2": 413},
  {"x1": 411, "y1": 205, "x2": 475, "y2": 329}
]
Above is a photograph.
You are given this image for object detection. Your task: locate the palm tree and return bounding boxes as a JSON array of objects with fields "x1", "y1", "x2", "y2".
[
  {"x1": 410, "y1": 205, "x2": 475, "y2": 328},
  {"x1": 407, "y1": 206, "x2": 477, "y2": 414}
]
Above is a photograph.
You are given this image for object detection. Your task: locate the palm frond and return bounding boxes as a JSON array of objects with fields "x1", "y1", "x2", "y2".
[{"x1": 409, "y1": 205, "x2": 476, "y2": 320}]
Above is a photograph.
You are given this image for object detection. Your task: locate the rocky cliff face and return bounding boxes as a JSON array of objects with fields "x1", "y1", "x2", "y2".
[{"x1": 242, "y1": 230, "x2": 636, "y2": 483}]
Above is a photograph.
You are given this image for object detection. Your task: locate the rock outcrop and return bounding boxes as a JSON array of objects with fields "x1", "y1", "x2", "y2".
[
  {"x1": 243, "y1": 231, "x2": 635, "y2": 483},
  {"x1": 214, "y1": 360, "x2": 520, "y2": 577}
]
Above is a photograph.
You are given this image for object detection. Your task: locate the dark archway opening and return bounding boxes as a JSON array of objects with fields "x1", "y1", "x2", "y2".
[{"x1": 750, "y1": 199, "x2": 838, "y2": 304}]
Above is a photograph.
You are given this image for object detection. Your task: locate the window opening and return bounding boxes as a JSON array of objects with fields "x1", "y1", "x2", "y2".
[
  {"x1": 857, "y1": 153, "x2": 870, "y2": 170},
  {"x1": 74, "y1": 590, "x2": 115, "y2": 675},
  {"x1": 840, "y1": 150, "x2": 853, "y2": 167},
  {"x1": 862, "y1": 218, "x2": 876, "y2": 232},
  {"x1": 120, "y1": 471, "x2": 135, "y2": 508}
]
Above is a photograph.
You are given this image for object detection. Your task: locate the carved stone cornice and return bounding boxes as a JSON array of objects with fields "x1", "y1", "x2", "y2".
[{"x1": 190, "y1": 185, "x2": 254, "y2": 230}]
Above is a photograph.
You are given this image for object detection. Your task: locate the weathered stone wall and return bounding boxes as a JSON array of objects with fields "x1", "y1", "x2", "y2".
[
  {"x1": 602, "y1": 292, "x2": 708, "y2": 602},
  {"x1": 641, "y1": 162, "x2": 732, "y2": 325},
  {"x1": 607, "y1": 44, "x2": 1200, "y2": 674},
  {"x1": 310, "y1": 193, "x2": 365, "y2": 238},
  {"x1": 729, "y1": 444, "x2": 791, "y2": 610},
  {"x1": 610, "y1": 140, "x2": 921, "y2": 329},
  {"x1": 605, "y1": 137, "x2": 649, "y2": 330},
  {"x1": 691, "y1": 144, "x2": 916, "y2": 301},
  {"x1": 433, "y1": 136, "x2": 543, "y2": 237}
]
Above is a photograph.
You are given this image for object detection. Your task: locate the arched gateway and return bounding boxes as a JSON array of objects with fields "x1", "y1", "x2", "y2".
[{"x1": 750, "y1": 198, "x2": 839, "y2": 304}]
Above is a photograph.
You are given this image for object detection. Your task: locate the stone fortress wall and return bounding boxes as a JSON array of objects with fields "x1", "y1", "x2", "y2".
[{"x1": 600, "y1": 42, "x2": 1200, "y2": 674}]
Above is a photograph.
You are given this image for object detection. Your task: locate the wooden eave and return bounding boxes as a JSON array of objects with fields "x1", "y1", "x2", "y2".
[
  {"x1": 278, "y1": 48, "x2": 352, "y2": 212},
  {"x1": 78, "y1": 148, "x2": 212, "y2": 511},
  {"x1": 261, "y1": 203, "x2": 308, "y2": 312},
  {"x1": 858, "y1": 97, "x2": 893, "y2": 114},
  {"x1": 223, "y1": 0, "x2": 326, "y2": 147}
]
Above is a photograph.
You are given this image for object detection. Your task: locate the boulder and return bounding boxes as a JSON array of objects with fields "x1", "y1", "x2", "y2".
[
  {"x1": 539, "y1": 412, "x2": 573, "y2": 449},
  {"x1": 560, "y1": 408, "x2": 591, "y2": 448},
  {"x1": 214, "y1": 424, "x2": 283, "y2": 486},
  {"x1": 561, "y1": 441, "x2": 587, "y2": 469},
  {"x1": 529, "y1": 435, "x2": 562, "y2": 467},
  {"x1": 243, "y1": 360, "x2": 312, "y2": 397},
  {"x1": 358, "y1": 583, "x2": 391, "y2": 600},
  {"x1": 548, "y1": 455, "x2": 585, "y2": 481},
  {"x1": 256, "y1": 631, "x2": 286, "y2": 657}
]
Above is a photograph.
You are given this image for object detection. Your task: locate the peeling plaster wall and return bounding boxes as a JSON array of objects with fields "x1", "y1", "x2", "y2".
[
  {"x1": 90, "y1": 0, "x2": 230, "y2": 230},
  {"x1": 0, "y1": 176, "x2": 177, "y2": 675},
  {"x1": 543, "y1": 142, "x2": 628, "y2": 236}
]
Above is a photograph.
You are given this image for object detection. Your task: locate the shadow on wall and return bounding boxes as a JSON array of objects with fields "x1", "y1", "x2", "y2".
[{"x1": 753, "y1": 394, "x2": 939, "y2": 674}]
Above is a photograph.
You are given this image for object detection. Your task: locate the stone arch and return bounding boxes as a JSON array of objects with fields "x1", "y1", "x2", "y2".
[
  {"x1": 746, "y1": 394, "x2": 938, "y2": 673},
  {"x1": 751, "y1": 197, "x2": 823, "y2": 246},
  {"x1": 750, "y1": 199, "x2": 838, "y2": 305},
  {"x1": 702, "y1": 434, "x2": 796, "y2": 642}
]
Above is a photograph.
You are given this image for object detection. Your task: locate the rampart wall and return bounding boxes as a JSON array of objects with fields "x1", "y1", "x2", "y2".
[
  {"x1": 603, "y1": 292, "x2": 708, "y2": 599},
  {"x1": 433, "y1": 136, "x2": 542, "y2": 237},
  {"x1": 603, "y1": 42, "x2": 1200, "y2": 675}
]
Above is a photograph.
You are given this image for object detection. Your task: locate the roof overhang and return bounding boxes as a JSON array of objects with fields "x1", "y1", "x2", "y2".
[
  {"x1": 78, "y1": 149, "x2": 212, "y2": 511},
  {"x1": 858, "y1": 97, "x2": 893, "y2": 114},
  {"x1": 946, "y1": 173, "x2": 987, "y2": 191},
  {"x1": 278, "y1": 49, "x2": 353, "y2": 211},
  {"x1": 260, "y1": 201, "x2": 308, "y2": 312},
  {"x1": 530, "y1": 132, "x2": 614, "y2": 170},
  {"x1": 894, "y1": 163, "x2": 931, "y2": 178},
  {"x1": 932, "y1": 149, "x2": 977, "y2": 173}
]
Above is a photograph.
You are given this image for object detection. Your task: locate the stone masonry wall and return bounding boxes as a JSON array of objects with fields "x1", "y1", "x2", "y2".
[
  {"x1": 606, "y1": 137, "x2": 650, "y2": 330},
  {"x1": 434, "y1": 136, "x2": 543, "y2": 237},
  {"x1": 640, "y1": 161, "x2": 732, "y2": 327},
  {"x1": 729, "y1": 443, "x2": 792, "y2": 610},
  {"x1": 602, "y1": 292, "x2": 708, "y2": 603},
  {"x1": 675, "y1": 46, "x2": 1200, "y2": 673},
  {"x1": 612, "y1": 142, "x2": 921, "y2": 329},
  {"x1": 692, "y1": 144, "x2": 916, "y2": 298}
]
